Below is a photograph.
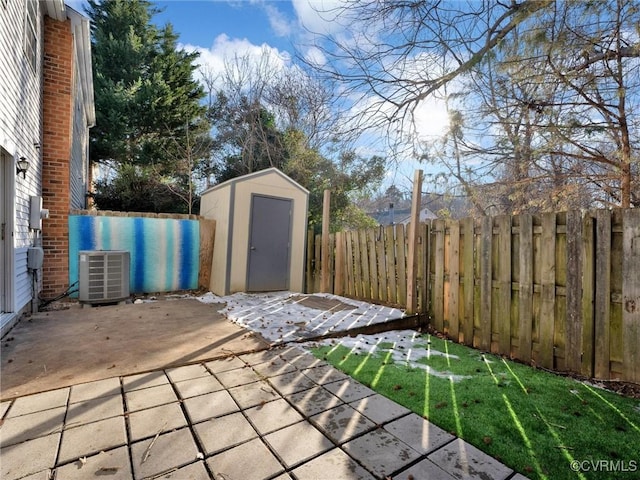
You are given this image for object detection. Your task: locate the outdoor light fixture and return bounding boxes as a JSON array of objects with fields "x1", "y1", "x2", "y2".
[{"x1": 16, "y1": 157, "x2": 29, "y2": 179}]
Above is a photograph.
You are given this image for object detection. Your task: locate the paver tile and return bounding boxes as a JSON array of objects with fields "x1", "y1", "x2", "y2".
[
  {"x1": 54, "y1": 446, "x2": 132, "y2": 480},
  {"x1": 159, "y1": 461, "x2": 210, "y2": 479},
  {"x1": 58, "y1": 416, "x2": 127, "y2": 464},
  {"x1": 268, "y1": 371, "x2": 317, "y2": 396},
  {"x1": 0, "y1": 433, "x2": 60, "y2": 480},
  {"x1": 19, "y1": 471, "x2": 51, "y2": 480},
  {"x1": 310, "y1": 404, "x2": 376, "y2": 444},
  {"x1": 166, "y1": 364, "x2": 210, "y2": 382},
  {"x1": 349, "y1": 394, "x2": 411, "y2": 425},
  {"x1": 393, "y1": 458, "x2": 456, "y2": 480},
  {"x1": 245, "y1": 398, "x2": 304, "y2": 435},
  {"x1": 239, "y1": 350, "x2": 282, "y2": 365},
  {"x1": 7, "y1": 388, "x2": 69, "y2": 417},
  {"x1": 252, "y1": 357, "x2": 298, "y2": 377},
  {"x1": 287, "y1": 386, "x2": 342, "y2": 417},
  {"x1": 131, "y1": 428, "x2": 200, "y2": 479},
  {"x1": 384, "y1": 413, "x2": 454, "y2": 455},
  {"x1": 205, "y1": 356, "x2": 246, "y2": 373},
  {"x1": 228, "y1": 381, "x2": 279, "y2": 410},
  {"x1": 65, "y1": 393, "x2": 123, "y2": 426},
  {"x1": 264, "y1": 421, "x2": 333, "y2": 468},
  {"x1": 215, "y1": 366, "x2": 261, "y2": 388},
  {"x1": 285, "y1": 351, "x2": 327, "y2": 370},
  {"x1": 343, "y1": 429, "x2": 421, "y2": 479},
  {"x1": 323, "y1": 379, "x2": 375, "y2": 403},
  {"x1": 292, "y1": 448, "x2": 376, "y2": 480},
  {"x1": 69, "y1": 377, "x2": 121, "y2": 404},
  {"x1": 128, "y1": 402, "x2": 187, "y2": 441},
  {"x1": 428, "y1": 438, "x2": 513, "y2": 480},
  {"x1": 122, "y1": 371, "x2": 169, "y2": 392},
  {"x1": 183, "y1": 390, "x2": 239, "y2": 423},
  {"x1": 301, "y1": 364, "x2": 349, "y2": 385},
  {"x1": 0, "y1": 401, "x2": 11, "y2": 418},
  {"x1": 0, "y1": 406, "x2": 65, "y2": 447},
  {"x1": 511, "y1": 474, "x2": 531, "y2": 480},
  {"x1": 125, "y1": 383, "x2": 178, "y2": 412},
  {"x1": 174, "y1": 375, "x2": 224, "y2": 399},
  {"x1": 194, "y1": 411, "x2": 258, "y2": 455},
  {"x1": 206, "y1": 437, "x2": 284, "y2": 480}
]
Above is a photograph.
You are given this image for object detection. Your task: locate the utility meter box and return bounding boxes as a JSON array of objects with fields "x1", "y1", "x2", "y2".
[{"x1": 27, "y1": 246, "x2": 44, "y2": 270}]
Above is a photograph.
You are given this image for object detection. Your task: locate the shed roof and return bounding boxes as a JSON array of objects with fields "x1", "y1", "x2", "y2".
[{"x1": 203, "y1": 167, "x2": 310, "y2": 196}]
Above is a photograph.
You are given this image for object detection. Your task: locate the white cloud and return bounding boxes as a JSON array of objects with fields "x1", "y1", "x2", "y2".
[
  {"x1": 264, "y1": 4, "x2": 292, "y2": 37},
  {"x1": 181, "y1": 34, "x2": 291, "y2": 87},
  {"x1": 303, "y1": 45, "x2": 327, "y2": 66},
  {"x1": 292, "y1": 0, "x2": 345, "y2": 35}
]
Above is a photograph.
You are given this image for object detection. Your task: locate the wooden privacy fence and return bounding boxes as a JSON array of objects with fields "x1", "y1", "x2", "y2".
[{"x1": 306, "y1": 209, "x2": 640, "y2": 384}]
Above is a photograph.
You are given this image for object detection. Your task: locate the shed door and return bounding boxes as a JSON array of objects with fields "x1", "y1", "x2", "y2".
[{"x1": 247, "y1": 195, "x2": 292, "y2": 291}]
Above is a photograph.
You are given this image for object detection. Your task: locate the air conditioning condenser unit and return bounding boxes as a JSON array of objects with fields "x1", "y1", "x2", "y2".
[{"x1": 79, "y1": 250, "x2": 130, "y2": 304}]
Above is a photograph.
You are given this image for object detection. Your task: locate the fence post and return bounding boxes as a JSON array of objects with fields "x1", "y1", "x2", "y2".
[
  {"x1": 406, "y1": 170, "x2": 423, "y2": 314},
  {"x1": 321, "y1": 189, "x2": 331, "y2": 293}
]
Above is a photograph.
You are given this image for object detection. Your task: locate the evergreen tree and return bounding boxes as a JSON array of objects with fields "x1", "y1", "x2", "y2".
[{"x1": 87, "y1": 0, "x2": 207, "y2": 175}]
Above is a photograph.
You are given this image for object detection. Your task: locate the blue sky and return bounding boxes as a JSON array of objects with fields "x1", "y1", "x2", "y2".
[{"x1": 68, "y1": 0, "x2": 449, "y2": 192}]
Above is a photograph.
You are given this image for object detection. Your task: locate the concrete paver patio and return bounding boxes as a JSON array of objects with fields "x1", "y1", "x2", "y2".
[{"x1": 1, "y1": 345, "x2": 519, "y2": 480}]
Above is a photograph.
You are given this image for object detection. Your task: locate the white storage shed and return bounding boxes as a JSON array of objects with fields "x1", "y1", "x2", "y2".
[{"x1": 200, "y1": 168, "x2": 309, "y2": 296}]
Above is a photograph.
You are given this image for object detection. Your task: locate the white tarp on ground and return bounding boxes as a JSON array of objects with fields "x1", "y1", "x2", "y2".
[{"x1": 196, "y1": 291, "x2": 404, "y2": 343}]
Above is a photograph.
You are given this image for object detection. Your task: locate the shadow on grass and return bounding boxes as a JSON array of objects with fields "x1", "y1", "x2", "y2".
[{"x1": 313, "y1": 334, "x2": 640, "y2": 480}]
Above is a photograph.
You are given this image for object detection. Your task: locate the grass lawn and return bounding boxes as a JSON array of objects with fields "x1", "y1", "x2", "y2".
[{"x1": 312, "y1": 333, "x2": 640, "y2": 480}]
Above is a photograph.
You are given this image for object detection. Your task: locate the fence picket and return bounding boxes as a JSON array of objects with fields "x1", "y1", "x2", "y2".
[
  {"x1": 497, "y1": 215, "x2": 512, "y2": 356},
  {"x1": 539, "y1": 213, "x2": 556, "y2": 369},
  {"x1": 462, "y1": 217, "x2": 475, "y2": 346},
  {"x1": 396, "y1": 224, "x2": 407, "y2": 306},
  {"x1": 385, "y1": 226, "x2": 397, "y2": 304},
  {"x1": 518, "y1": 214, "x2": 533, "y2": 363},
  {"x1": 448, "y1": 220, "x2": 461, "y2": 341},
  {"x1": 479, "y1": 216, "x2": 492, "y2": 351},
  {"x1": 565, "y1": 211, "x2": 583, "y2": 372},
  {"x1": 622, "y1": 209, "x2": 640, "y2": 383},
  {"x1": 594, "y1": 209, "x2": 611, "y2": 379}
]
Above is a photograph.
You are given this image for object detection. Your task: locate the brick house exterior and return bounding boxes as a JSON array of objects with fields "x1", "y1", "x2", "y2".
[{"x1": 0, "y1": 0, "x2": 94, "y2": 335}]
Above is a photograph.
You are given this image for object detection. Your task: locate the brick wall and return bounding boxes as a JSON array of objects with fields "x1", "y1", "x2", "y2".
[{"x1": 41, "y1": 16, "x2": 73, "y2": 298}]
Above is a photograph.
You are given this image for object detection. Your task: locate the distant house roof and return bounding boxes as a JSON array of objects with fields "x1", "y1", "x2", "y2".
[{"x1": 368, "y1": 206, "x2": 438, "y2": 225}]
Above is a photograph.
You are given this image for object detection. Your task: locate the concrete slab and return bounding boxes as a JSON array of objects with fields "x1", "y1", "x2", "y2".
[
  {"x1": 125, "y1": 383, "x2": 178, "y2": 412},
  {"x1": 292, "y1": 448, "x2": 376, "y2": 480},
  {"x1": 384, "y1": 413, "x2": 455, "y2": 455},
  {"x1": 128, "y1": 402, "x2": 187, "y2": 441},
  {"x1": 0, "y1": 299, "x2": 269, "y2": 400},
  {"x1": 310, "y1": 404, "x2": 376, "y2": 444},
  {"x1": 166, "y1": 364, "x2": 210, "y2": 383},
  {"x1": 244, "y1": 398, "x2": 305, "y2": 435},
  {"x1": 268, "y1": 371, "x2": 317, "y2": 396},
  {"x1": 183, "y1": 390, "x2": 239, "y2": 424},
  {"x1": 58, "y1": 416, "x2": 127, "y2": 464},
  {"x1": 0, "y1": 433, "x2": 60, "y2": 480},
  {"x1": 206, "y1": 437, "x2": 284, "y2": 480},
  {"x1": 69, "y1": 377, "x2": 121, "y2": 404},
  {"x1": 65, "y1": 393, "x2": 123, "y2": 426},
  {"x1": 281, "y1": 349, "x2": 327, "y2": 370},
  {"x1": 215, "y1": 366, "x2": 262, "y2": 388},
  {"x1": 393, "y1": 458, "x2": 457, "y2": 480},
  {"x1": 301, "y1": 364, "x2": 349, "y2": 385},
  {"x1": 122, "y1": 371, "x2": 169, "y2": 392},
  {"x1": 174, "y1": 375, "x2": 224, "y2": 399},
  {"x1": 0, "y1": 406, "x2": 66, "y2": 447},
  {"x1": 228, "y1": 381, "x2": 279, "y2": 410},
  {"x1": 428, "y1": 438, "x2": 513, "y2": 480},
  {"x1": 239, "y1": 350, "x2": 282, "y2": 365},
  {"x1": 54, "y1": 446, "x2": 132, "y2": 480},
  {"x1": 193, "y1": 411, "x2": 258, "y2": 455},
  {"x1": 130, "y1": 427, "x2": 200, "y2": 479},
  {"x1": 264, "y1": 421, "x2": 333, "y2": 468},
  {"x1": 6, "y1": 388, "x2": 69, "y2": 417},
  {"x1": 342, "y1": 429, "x2": 421, "y2": 479},
  {"x1": 205, "y1": 356, "x2": 246, "y2": 373},
  {"x1": 511, "y1": 474, "x2": 531, "y2": 480},
  {"x1": 160, "y1": 461, "x2": 210, "y2": 479},
  {"x1": 287, "y1": 386, "x2": 343, "y2": 417},
  {"x1": 349, "y1": 394, "x2": 411, "y2": 425},
  {"x1": 323, "y1": 379, "x2": 376, "y2": 403}
]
